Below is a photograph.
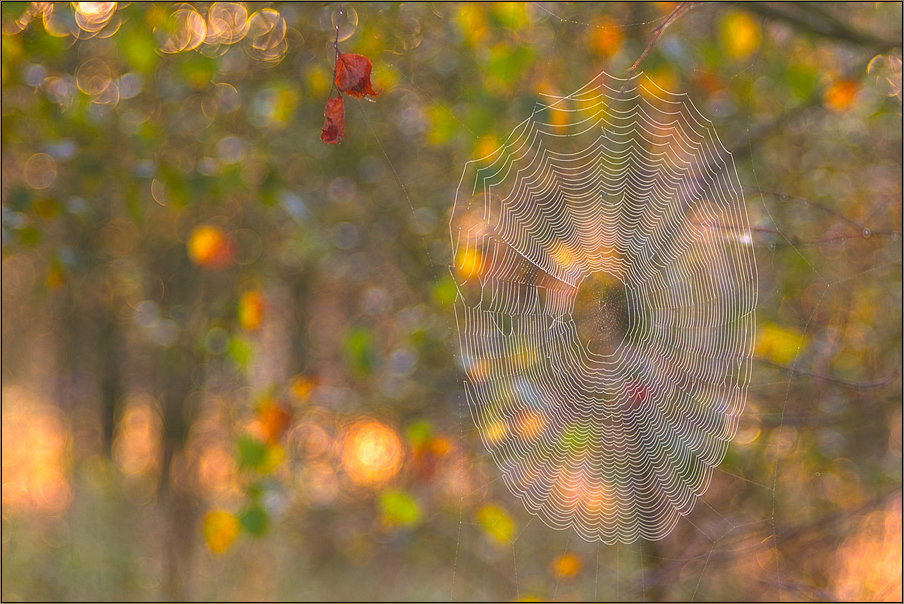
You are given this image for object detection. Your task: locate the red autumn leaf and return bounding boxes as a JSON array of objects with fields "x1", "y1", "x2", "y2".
[
  {"x1": 321, "y1": 96, "x2": 345, "y2": 145},
  {"x1": 335, "y1": 53, "x2": 380, "y2": 98}
]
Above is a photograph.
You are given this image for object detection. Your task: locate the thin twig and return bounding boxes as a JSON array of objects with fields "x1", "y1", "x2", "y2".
[
  {"x1": 754, "y1": 357, "x2": 899, "y2": 390},
  {"x1": 626, "y1": 2, "x2": 697, "y2": 75},
  {"x1": 328, "y1": 3, "x2": 343, "y2": 99}
]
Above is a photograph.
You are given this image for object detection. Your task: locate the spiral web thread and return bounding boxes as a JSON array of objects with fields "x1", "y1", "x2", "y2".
[{"x1": 450, "y1": 72, "x2": 757, "y2": 544}]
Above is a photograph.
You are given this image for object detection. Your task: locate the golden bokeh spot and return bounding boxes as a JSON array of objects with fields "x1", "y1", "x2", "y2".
[
  {"x1": 430, "y1": 436, "x2": 452, "y2": 456},
  {"x1": 188, "y1": 225, "x2": 233, "y2": 269},
  {"x1": 455, "y1": 246, "x2": 483, "y2": 279},
  {"x1": 41, "y1": 3, "x2": 80, "y2": 37},
  {"x1": 205, "y1": 2, "x2": 249, "y2": 46},
  {"x1": 290, "y1": 375, "x2": 316, "y2": 401},
  {"x1": 238, "y1": 290, "x2": 265, "y2": 330},
  {"x1": 720, "y1": 11, "x2": 762, "y2": 61},
  {"x1": 641, "y1": 68, "x2": 678, "y2": 101},
  {"x1": 457, "y1": 3, "x2": 487, "y2": 47},
  {"x1": 477, "y1": 503, "x2": 516, "y2": 546},
  {"x1": 245, "y1": 9, "x2": 287, "y2": 63},
  {"x1": 74, "y1": 2, "x2": 117, "y2": 33},
  {"x1": 474, "y1": 134, "x2": 501, "y2": 163},
  {"x1": 549, "y1": 242, "x2": 576, "y2": 268},
  {"x1": 548, "y1": 100, "x2": 571, "y2": 132},
  {"x1": 590, "y1": 18, "x2": 623, "y2": 57},
  {"x1": 483, "y1": 419, "x2": 508, "y2": 446},
  {"x1": 203, "y1": 510, "x2": 240, "y2": 554},
  {"x1": 824, "y1": 79, "x2": 859, "y2": 113},
  {"x1": 342, "y1": 420, "x2": 404, "y2": 487},
  {"x1": 156, "y1": 7, "x2": 206, "y2": 54},
  {"x1": 516, "y1": 412, "x2": 545, "y2": 441},
  {"x1": 551, "y1": 553, "x2": 583, "y2": 579}
]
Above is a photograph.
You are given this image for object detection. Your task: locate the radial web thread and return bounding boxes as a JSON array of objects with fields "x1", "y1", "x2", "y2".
[{"x1": 450, "y1": 72, "x2": 757, "y2": 543}]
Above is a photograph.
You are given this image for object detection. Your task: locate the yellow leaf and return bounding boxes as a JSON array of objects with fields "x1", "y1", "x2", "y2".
[
  {"x1": 259, "y1": 442, "x2": 285, "y2": 475},
  {"x1": 203, "y1": 510, "x2": 240, "y2": 554},
  {"x1": 477, "y1": 503, "x2": 516, "y2": 546},
  {"x1": 756, "y1": 323, "x2": 806, "y2": 364},
  {"x1": 720, "y1": 11, "x2": 761, "y2": 60},
  {"x1": 457, "y1": 4, "x2": 487, "y2": 47}
]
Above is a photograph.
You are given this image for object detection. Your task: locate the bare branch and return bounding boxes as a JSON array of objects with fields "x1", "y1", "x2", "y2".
[
  {"x1": 755, "y1": 357, "x2": 899, "y2": 390},
  {"x1": 626, "y1": 2, "x2": 697, "y2": 76}
]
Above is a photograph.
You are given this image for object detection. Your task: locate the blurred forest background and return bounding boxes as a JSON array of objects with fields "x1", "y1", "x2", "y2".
[{"x1": 1, "y1": 2, "x2": 902, "y2": 601}]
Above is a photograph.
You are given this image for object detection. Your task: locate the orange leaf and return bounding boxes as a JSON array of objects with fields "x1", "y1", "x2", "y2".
[
  {"x1": 321, "y1": 96, "x2": 345, "y2": 145},
  {"x1": 335, "y1": 53, "x2": 380, "y2": 98},
  {"x1": 258, "y1": 400, "x2": 292, "y2": 444}
]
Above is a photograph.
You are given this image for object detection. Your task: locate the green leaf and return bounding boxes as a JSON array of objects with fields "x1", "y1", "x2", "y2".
[
  {"x1": 406, "y1": 420, "x2": 433, "y2": 447},
  {"x1": 432, "y1": 275, "x2": 457, "y2": 306},
  {"x1": 487, "y1": 44, "x2": 534, "y2": 85},
  {"x1": 343, "y1": 327, "x2": 377, "y2": 377},
  {"x1": 238, "y1": 506, "x2": 269, "y2": 536},
  {"x1": 237, "y1": 435, "x2": 268, "y2": 470},
  {"x1": 379, "y1": 489, "x2": 422, "y2": 527},
  {"x1": 228, "y1": 337, "x2": 254, "y2": 369},
  {"x1": 786, "y1": 65, "x2": 819, "y2": 101},
  {"x1": 119, "y1": 21, "x2": 157, "y2": 73}
]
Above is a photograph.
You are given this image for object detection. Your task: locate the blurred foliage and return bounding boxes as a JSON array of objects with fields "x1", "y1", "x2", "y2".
[{"x1": 1, "y1": 2, "x2": 901, "y2": 601}]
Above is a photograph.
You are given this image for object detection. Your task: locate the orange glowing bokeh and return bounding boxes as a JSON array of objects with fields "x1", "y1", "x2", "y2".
[
  {"x1": 205, "y1": 2, "x2": 249, "y2": 46},
  {"x1": 157, "y1": 6, "x2": 207, "y2": 54},
  {"x1": 1, "y1": 388, "x2": 72, "y2": 514},
  {"x1": 824, "y1": 79, "x2": 860, "y2": 113},
  {"x1": 188, "y1": 225, "x2": 233, "y2": 269},
  {"x1": 112, "y1": 394, "x2": 163, "y2": 478},
  {"x1": 238, "y1": 290, "x2": 265, "y2": 331},
  {"x1": 833, "y1": 496, "x2": 903, "y2": 602},
  {"x1": 74, "y1": 2, "x2": 117, "y2": 33},
  {"x1": 342, "y1": 420, "x2": 404, "y2": 486}
]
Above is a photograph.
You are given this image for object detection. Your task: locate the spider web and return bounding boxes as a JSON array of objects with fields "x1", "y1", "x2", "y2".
[
  {"x1": 349, "y1": 3, "x2": 900, "y2": 600},
  {"x1": 384, "y1": 6, "x2": 901, "y2": 603},
  {"x1": 449, "y1": 71, "x2": 757, "y2": 544}
]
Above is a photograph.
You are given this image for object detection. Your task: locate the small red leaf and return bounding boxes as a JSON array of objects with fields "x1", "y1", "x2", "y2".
[
  {"x1": 321, "y1": 96, "x2": 345, "y2": 145},
  {"x1": 335, "y1": 53, "x2": 381, "y2": 98}
]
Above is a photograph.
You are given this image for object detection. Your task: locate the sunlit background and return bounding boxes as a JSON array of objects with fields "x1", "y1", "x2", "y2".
[{"x1": 1, "y1": 2, "x2": 901, "y2": 601}]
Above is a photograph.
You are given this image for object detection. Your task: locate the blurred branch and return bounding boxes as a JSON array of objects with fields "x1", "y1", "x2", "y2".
[
  {"x1": 626, "y1": 2, "x2": 697, "y2": 75},
  {"x1": 755, "y1": 357, "x2": 899, "y2": 390},
  {"x1": 739, "y1": 2, "x2": 902, "y2": 53}
]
